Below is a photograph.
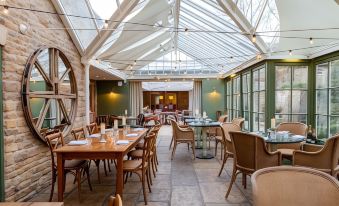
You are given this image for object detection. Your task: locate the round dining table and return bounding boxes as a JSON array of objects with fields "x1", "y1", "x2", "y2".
[
  {"x1": 257, "y1": 132, "x2": 306, "y2": 151},
  {"x1": 188, "y1": 121, "x2": 221, "y2": 159}
]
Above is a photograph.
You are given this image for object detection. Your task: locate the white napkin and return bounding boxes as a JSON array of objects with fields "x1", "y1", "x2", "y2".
[
  {"x1": 133, "y1": 128, "x2": 144, "y2": 131},
  {"x1": 88, "y1": 134, "x2": 100, "y2": 138},
  {"x1": 292, "y1": 135, "x2": 304, "y2": 139},
  {"x1": 68, "y1": 140, "x2": 88, "y2": 145},
  {"x1": 116, "y1": 140, "x2": 129, "y2": 145},
  {"x1": 126, "y1": 133, "x2": 138, "y2": 137}
]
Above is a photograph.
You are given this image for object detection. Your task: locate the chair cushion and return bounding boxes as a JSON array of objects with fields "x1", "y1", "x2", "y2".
[
  {"x1": 64, "y1": 159, "x2": 88, "y2": 169},
  {"x1": 215, "y1": 136, "x2": 223, "y2": 142},
  {"x1": 277, "y1": 148, "x2": 294, "y2": 156},
  {"x1": 123, "y1": 159, "x2": 144, "y2": 170}
]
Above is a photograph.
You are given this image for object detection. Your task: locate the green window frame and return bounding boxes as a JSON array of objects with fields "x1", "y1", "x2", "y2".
[
  {"x1": 315, "y1": 60, "x2": 339, "y2": 139},
  {"x1": 252, "y1": 66, "x2": 266, "y2": 132},
  {"x1": 275, "y1": 65, "x2": 308, "y2": 125},
  {"x1": 232, "y1": 76, "x2": 241, "y2": 118},
  {"x1": 226, "y1": 79, "x2": 232, "y2": 120},
  {"x1": 242, "y1": 72, "x2": 251, "y2": 130}
]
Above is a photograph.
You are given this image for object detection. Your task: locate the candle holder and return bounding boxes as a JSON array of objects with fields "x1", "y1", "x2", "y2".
[{"x1": 99, "y1": 134, "x2": 107, "y2": 143}]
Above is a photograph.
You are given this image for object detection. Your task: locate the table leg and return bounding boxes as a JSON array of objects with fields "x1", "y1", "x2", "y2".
[
  {"x1": 196, "y1": 127, "x2": 214, "y2": 159},
  {"x1": 57, "y1": 153, "x2": 65, "y2": 201},
  {"x1": 194, "y1": 127, "x2": 203, "y2": 149},
  {"x1": 115, "y1": 154, "x2": 124, "y2": 197}
]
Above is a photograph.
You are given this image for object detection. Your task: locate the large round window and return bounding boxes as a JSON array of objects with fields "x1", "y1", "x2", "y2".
[{"x1": 22, "y1": 47, "x2": 78, "y2": 142}]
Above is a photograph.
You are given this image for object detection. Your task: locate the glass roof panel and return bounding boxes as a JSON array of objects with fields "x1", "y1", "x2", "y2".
[
  {"x1": 88, "y1": 0, "x2": 118, "y2": 29},
  {"x1": 59, "y1": 0, "x2": 98, "y2": 49},
  {"x1": 233, "y1": 0, "x2": 266, "y2": 26}
]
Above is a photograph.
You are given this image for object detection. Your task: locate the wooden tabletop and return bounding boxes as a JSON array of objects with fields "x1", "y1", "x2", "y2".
[
  {"x1": 0, "y1": 203, "x2": 63, "y2": 206},
  {"x1": 55, "y1": 128, "x2": 148, "y2": 154}
]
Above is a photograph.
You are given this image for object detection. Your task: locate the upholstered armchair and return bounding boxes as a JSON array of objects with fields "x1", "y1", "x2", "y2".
[{"x1": 293, "y1": 134, "x2": 339, "y2": 177}]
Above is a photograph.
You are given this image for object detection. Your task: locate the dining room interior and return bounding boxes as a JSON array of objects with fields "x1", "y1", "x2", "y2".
[{"x1": 0, "y1": 0, "x2": 339, "y2": 206}]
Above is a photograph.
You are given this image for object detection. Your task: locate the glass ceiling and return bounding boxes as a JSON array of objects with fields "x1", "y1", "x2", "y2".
[{"x1": 55, "y1": 0, "x2": 280, "y2": 77}]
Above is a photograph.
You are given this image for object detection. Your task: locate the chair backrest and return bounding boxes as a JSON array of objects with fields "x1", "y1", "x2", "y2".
[
  {"x1": 96, "y1": 115, "x2": 109, "y2": 125},
  {"x1": 136, "y1": 113, "x2": 144, "y2": 126},
  {"x1": 220, "y1": 123, "x2": 241, "y2": 153},
  {"x1": 108, "y1": 194, "x2": 122, "y2": 206},
  {"x1": 229, "y1": 131, "x2": 280, "y2": 172},
  {"x1": 276, "y1": 122, "x2": 307, "y2": 136},
  {"x1": 251, "y1": 166, "x2": 339, "y2": 206},
  {"x1": 142, "y1": 132, "x2": 156, "y2": 166},
  {"x1": 183, "y1": 110, "x2": 190, "y2": 116},
  {"x1": 86, "y1": 123, "x2": 99, "y2": 135},
  {"x1": 231, "y1": 117, "x2": 245, "y2": 129},
  {"x1": 216, "y1": 111, "x2": 222, "y2": 120},
  {"x1": 71, "y1": 127, "x2": 86, "y2": 140},
  {"x1": 45, "y1": 132, "x2": 65, "y2": 169},
  {"x1": 53, "y1": 123, "x2": 67, "y2": 132},
  {"x1": 218, "y1": 115, "x2": 228, "y2": 123}
]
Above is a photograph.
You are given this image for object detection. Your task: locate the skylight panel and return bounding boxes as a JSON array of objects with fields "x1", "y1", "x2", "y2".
[{"x1": 88, "y1": 0, "x2": 118, "y2": 29}]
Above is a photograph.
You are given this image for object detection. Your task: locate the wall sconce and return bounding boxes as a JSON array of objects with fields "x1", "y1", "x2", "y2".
[
  {"x1": 168, "y1": 96, "x2": 174, "y2": 100},
  {"x1": 159, "y1": 96, "x2": 164, "y2": 100}
]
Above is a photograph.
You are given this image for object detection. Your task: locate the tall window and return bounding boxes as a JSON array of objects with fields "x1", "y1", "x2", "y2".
[
  {"x1": 232, "y1": 76, "x2": 241, "y2": 118},
  {"x1": 316, "y1": 60, "x2": 339, "y2": 139},
  {"x1": 242, "y1": 72, "x2": 251, "y2": 130},
  {"x1": 275, "y1": 66, "x2": 308, "y2": 124},
  {"x1": 252, "y1": 66, "x2": 266, "y2": 132},
  {"x1": 226, "y1": 80, "x2": 232, "y2": 120}
]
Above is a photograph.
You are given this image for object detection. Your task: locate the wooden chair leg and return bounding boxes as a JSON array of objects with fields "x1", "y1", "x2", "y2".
[
  {"x1": 242, "y1": 173, "x2": 247, "y2": 189},
  {"x1": 171, "y1": 143, "x2": 177, "y2": 160},
  {"x1": 225, "y1": 167, "x2": 238, "y2": 198},
  {"x1": 103, "y1": 160, "x2": 108, "y2": 176},
  {"x1": 146, "y1": 169, "x2": 152, "y2": 193},
  {"x1": 215, "y1": 140, "x2": 219, "y2": 156},
  {"x1": 85, "y1": 165, "x2": 92, "y2": 191},
  {"x1": 218, "y1": 153, "x2": 229, "y2": 177},
  {"x1": 192, "y1": 142, "x2": 196, "y2": 160},
  {"x1": 76, "y1": 170, "x2": 81, "y2": 201},
  {"x1": 142, "y1": 171, "x2": 148, "y2": 205},
  {"x1": 107, "y1": 159, "x2": 111, "y2": 172},
  {"x1": 49, "y1": 170, "x2": 56, "y2": 202},
  {"x1": 94, "y1": 160, "x2": 101, "y2": 183},
  {"x1": 169, "y1": 137, "x2": 173, "y2": 150}
]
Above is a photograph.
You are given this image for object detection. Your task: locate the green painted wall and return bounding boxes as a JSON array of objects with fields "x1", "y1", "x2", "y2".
[
  {"x1": 96, "y1": 81, "x2": 130, "y2": 115},
  {"x1": 202, "y1": 79, "x2": 225, "y2": 121}
]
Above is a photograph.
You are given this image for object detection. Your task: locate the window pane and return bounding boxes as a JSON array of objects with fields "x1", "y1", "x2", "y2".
[
  {"x1": 316, "y1": 90, "x2": 328, "y2": 114},
  {"x1": 316, "y1": 115, "x2": 328, "y2": 139},
  {"x1": 259, "y1": 91, "x2": 265, "y2": 113},
  {"x1": 291, "y1": 114, "x2": 307, "y2": 124},
  {"x1": 330, "y1": 116, "x2": 339, "y2": 137},
  {"x1": 253, "y1": 92, "x2": 259, "y2": 112},
  {"x1": 258, "y1": 114, "x2": 265, "y2": 132},
  {"x1": 275, "y1": 114, "x2": 289, "y2": 125},
  {"x1": 259, "y1": 68, "x2": 265, "y2": 90},
  {"x1": 292, "y1": 66, "x2": 308, "y2": 89},
  {"x1": 253, "y1": 70, "x2": 259, "y2": 91},
  {"x1": 330, "y1": 60, "x2": 339, "y2": 88},
  {"x1": 316, "y1": 63, "x2": 328, "y2": 89},
  {"x1": 276, "y1": 66, "x2": 291, "y2": 89},
  {"x1": 330, "y1": 89, "x2": 339, "y2": 115},
  {"x1": 253, "y1": 113, "x2": 259, "y2": 131},
  {"x1": 243, "y1": 93, "x2": 248, "y2": 110},
  {"x1": 275, "y1": 90, "x2": 290, "y2": 114},
  {"x1": 244, "y1": 112, "x2": 249, "y2": 131},
  {"x1": 292, "y1": 90, "x2": 307, "y2": 113}
]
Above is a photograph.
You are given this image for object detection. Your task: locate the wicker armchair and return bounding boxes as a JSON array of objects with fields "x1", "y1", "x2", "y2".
[
  {"x1": 251, "y1": 166, "x2": 339, "y2": 206},
  {"x1": 170, "y1": 119, "x2": 195, "y2": 160},
  {"x1": 293, "y1": 134, "x2": 339, "y2": 177},
  {"x1": 226, "y1": 131, "x2": 281, "y2": 198}
]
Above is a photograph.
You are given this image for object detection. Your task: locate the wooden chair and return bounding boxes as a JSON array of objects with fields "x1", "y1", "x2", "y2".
[
  {"x1": 293, "y1": 134, "x2": 339, "y2": 177},
  {"x1": 71, "y1": 127, "x2": 110, "y2": 182},
  {"x1": 96, "y1": 115, "x2": 109, "y2": 126},
  {"x1": 276, "y1": 122, "x2": 307, "y2": 158},
  {"x1": 216, "y1": 110, "x2": 222, "y2": 120},
  {"x1": 168, "y1": 117, "x2": 190, "y2": 150},
  {"x1": 123, "y1": 132, "x2": 156, "y2": 205},
  {"x1": 108, "y1": 194, "x2": 122, "y2": 206},
  {"x1": 216, "y1": 123, "x2": 241, "y2": 176},
  {"x1": 136, "y1": 113, "x2": 145, "y2": 127},
  {"x1": 231, "y1": 117, "x2": 245, "y2": 129},
  {"x1": 86, "y1": 122, "x2": 99, "y2": 135},
  {"x1": 45, "y1": 132, "x2": 92, "y2": 201},
  {"x1": 170, "y1": 119, "x2": 196, "y2": 160},
  {"x1": 226, "y1": 131, "x2": 281, "y2": 198},
  {"x1": 251, "y1": 166, "x2": 339, "y2": 206},
  {"x1": 85, "y1": 123, "x2": 110, "y2": 182}
]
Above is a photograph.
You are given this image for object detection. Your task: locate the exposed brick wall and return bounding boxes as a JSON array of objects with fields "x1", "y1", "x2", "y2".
[{"x1": 1, "y1": 0, "x2": 85, "y2": 201}]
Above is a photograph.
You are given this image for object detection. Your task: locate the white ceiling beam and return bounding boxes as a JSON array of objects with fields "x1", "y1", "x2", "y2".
[
  {"x1": 173, "y1": 0, "x2": 181, "y2": 52},
  {"x1": 216, "y1": 0, "x2": 268, "y2": 53},
  {"x1": 83, "y1": 0, "x2": 140, "y2": 60},
  {"x1": 51, "y1": 0, "x2": 84, "y2": 55}
]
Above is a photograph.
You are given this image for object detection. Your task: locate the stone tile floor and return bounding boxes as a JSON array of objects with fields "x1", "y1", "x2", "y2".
[{"x1": 29, "y1": 126, "x2": 253, "y2": 205}]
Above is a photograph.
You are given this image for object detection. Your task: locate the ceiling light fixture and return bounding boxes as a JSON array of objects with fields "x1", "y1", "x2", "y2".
[
  {"x1": 184, "y1": 28, "x2": 189, "y2": 36},
  {"x1": 133, "y1": 60, "x2": 137, "y2": 65},
  {"x1": 289, "y1": 50, "x2": 292, "y2": 56},
  {"x1": 104, "y1": 20, "x2": 108, "y2": 29},
  {"x1": 256, "y1": 54, "x2": 262, "y2": 60},
  {"x1": 252, "y1": 34, "x2": 256, "y2": 43},
  {"x1": 2, "y1": 5, "x2": 8, "y2": 15},
  {"x1": 309, "y1": 37, "x2": 313, "y2": 44}
]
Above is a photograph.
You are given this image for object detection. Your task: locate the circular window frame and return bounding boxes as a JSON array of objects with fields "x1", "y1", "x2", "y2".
[{"x1": 22, "y1": 47, "x2": 78, "y2": 142}]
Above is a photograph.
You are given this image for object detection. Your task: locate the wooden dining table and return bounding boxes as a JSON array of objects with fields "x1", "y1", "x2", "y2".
[{"x1": 54, "y1": 128, "x2": 148, "y2": 201}]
